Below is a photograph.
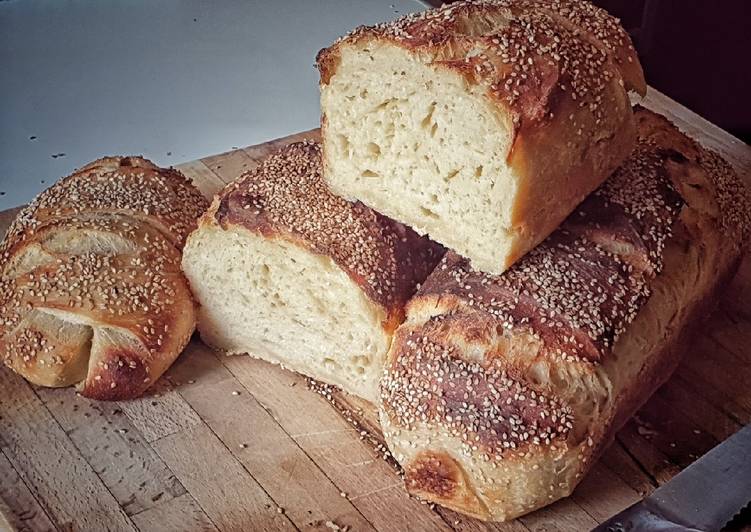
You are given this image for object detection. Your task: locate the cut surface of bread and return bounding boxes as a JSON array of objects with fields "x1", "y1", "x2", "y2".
[
  {"x1": 184, "y1": 225, "x2": 390, "y2": 400},
  {"x1": 0, "y1": 157, "x2": 207, "y2": 400},
  {"x1": 318, "y1": 0, "x2": 645, "y2": 274},
  {"x1": 379, "y1": 108, "x2": 751, "y2": 520},
  {"x1": 182, "y1": 141, "x2": 443, "y2": 402}
]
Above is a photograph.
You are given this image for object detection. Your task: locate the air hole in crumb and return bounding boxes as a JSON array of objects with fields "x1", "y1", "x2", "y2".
[
  {"x1": 445, "y1": 169, "x2": 460, "y2": 181},
  {"x1": 361, "y1": 169, "x2": 379, "y2": 178},
  {"x1": 366, "y1": 142, "x2": 381, "y2": 158}
]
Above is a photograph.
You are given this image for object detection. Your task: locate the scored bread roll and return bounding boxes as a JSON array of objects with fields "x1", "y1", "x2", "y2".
[
  {"x1": 0, "y1": 156, "x2": 208, "y2": 400},
  {"x1": 182, "y1": 141, "x2": 443, "y2": 402},
  {"x1": 317, "y1": 0, "x2": 645, "y2": 275},
  {"x1": 379, "y1": 108, "x2": 751, "y2": 520}
]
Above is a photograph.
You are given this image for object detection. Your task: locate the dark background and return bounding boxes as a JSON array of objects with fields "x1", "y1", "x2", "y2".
[{"x1": 438, "y1": 0, "x2": 751, "y2": 143}]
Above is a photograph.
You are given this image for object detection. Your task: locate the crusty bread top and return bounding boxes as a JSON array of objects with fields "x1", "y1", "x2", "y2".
[
  {"x1": 384, "y1": 325, "x2": 576, "y2": 457},
  {"x1": 405, "y1": 108, "x2": 750, "y2": 365},
  {"x1": 0, "y1": 157, "x2": 204, "y2": 399},
  {"x1": 3, "y1": 156, "x2": 208, "y2": 252},
  {"x1": 212, "y1": 141, "x2": 444, "y2": 322},
  {"x1": 318, "y1": 0, "x2": 645, "y2": 125}
]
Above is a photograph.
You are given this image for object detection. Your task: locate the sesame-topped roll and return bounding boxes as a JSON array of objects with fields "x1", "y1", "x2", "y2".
[
  {"x1": 182, "y1": 141, "x2": 444, "y2": 402},
  {"x1": 317, "y1": 0, "x2": 645, "y2": 275},
  {"x1": 0, "y1": 156, "x2": 208, "y2": 400},
  {"x1": 379, "y1": 108, "x2": 751, "y2": 521}
]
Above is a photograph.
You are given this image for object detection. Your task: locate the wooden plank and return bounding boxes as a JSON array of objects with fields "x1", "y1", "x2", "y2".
[
  {"x1": 130, "y1": 493, "x2": 217, "y2": 532},
  {"x1": 674, "y1": 363, "x2": 751, "y2": 426},
  {"x1": 615, "y1": 421, "x2": 682, "y2": 486},
  {"x1": 240, "y1": 129, "x2": 320, "y2": 165},
  {"x1": 222, "y1": 355, "x2": 453, "y2": 532},
  {"x1": 708, "y1": 307, "x2": 751, "y2": 363},
  {"x1": 201, "y1": 128, "x2": 319, "y2": 186},
  {"x1": 201, "y1": 148, "x2": 256, "y2": 185},
  {"x1": 0, "y1": 451, "x2": 57, "y2": 532},
  {"x1": 680, "y1": 336, "x2": 751, "y2": 416},
  {"x1": 152, "y1": 421, "x2": 294, "y2": 532},
  {"x1": 599, "y1": 443, "x2": 657, "y2": 498},
  {"x1": 117, "y1": 377, "x2": 203, "y2": 443},
  {"x1": 36, "y1": 386, "x2": 186, "y2": 516},
  {"x1": 518, "y1": 498, "x2": 598, "y2": 532},
  {"x1": 720, "y1": 255, "x2": 751, "y2": 317},
  {"x1": 570, "y1": 464, "x2": 641, "y2": 524},
  {"x1": 0, "y1": 370, "x2": 136, "y2": 531},
  {"x1": 174, "y1": 159, "x2": 226, "y2": 198},
  {"x1": 166, "y1": 343, "x2": 376, "y2": 531},
  {"x1": 656, "y1": 377, "x2": 742, "y2": 444}
]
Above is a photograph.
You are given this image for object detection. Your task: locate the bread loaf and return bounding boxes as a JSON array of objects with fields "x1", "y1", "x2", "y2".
[
  {"x1": 379, "y1": 108, "x2": 750, "y2": 520},
  {"x1": 317, "y1": 0, "x2": 646, "y2": 275},
  {"x1": 182, "y1": 141, "x2": 443, "y2": 402},
  {"x1": 0, "y1": 156, "x2": 208, "y2": 400}
]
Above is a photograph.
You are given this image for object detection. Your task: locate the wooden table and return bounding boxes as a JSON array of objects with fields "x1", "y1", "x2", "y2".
[{"x1": 1, "y1": 88, "x2": 750, "y2": 532}]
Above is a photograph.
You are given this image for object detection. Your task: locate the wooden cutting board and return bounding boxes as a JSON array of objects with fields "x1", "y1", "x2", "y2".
[{"x1": 1, "y1": 88, "x2": 750, "y2": 532}]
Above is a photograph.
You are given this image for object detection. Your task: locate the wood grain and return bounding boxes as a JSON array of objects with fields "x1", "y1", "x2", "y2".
[
  {"x1": 0, "y1": 452, "x2": 57, "y2": 532},
  {"x1": 0, "y1": 370, "x2": 136, "y2": 531},
  {"x1": 35, "y1": 386, "x2": 186, "y2": 517},
  {"x1": 0, "y1": 87, "x2": 749, "y2": 531},
  {"x1": 130, "y1": 493, "x2": 218, "y2": 532},
  {"x1": 152, "y1": 422, "x2": 294, "y2": 532},
  {"x1": 167, "y1": 343, "x2": 376, "y2": 531}
]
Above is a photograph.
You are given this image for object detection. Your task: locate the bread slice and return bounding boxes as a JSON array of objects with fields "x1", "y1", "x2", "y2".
[
  {"x1": 379, "y1": 108, "x2": 751, "y2": 520},
  {"x1": 317, "y1": 0, "x2": 645, "y2": 274},
  {"x1": 182, "y1": 141, "x2": 443, "y2": 402}
]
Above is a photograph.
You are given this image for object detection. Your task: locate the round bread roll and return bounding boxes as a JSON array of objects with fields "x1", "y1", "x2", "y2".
[{"x1": 0, "y1": 156, "x2": 208, "y2": 400}]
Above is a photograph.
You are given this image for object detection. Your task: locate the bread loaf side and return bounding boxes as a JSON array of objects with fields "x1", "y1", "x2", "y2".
[
  {"x1": 182, "y1": 141, "x2": 443, "y2": 402},
  {"x1": 379, "y1": 108, "x2": 750, "y2": 520}
]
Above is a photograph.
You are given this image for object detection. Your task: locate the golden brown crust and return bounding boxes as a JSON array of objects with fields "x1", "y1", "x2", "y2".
[
  {"x1": 3, "y1": 156, "x2": 207, "y2": 251},
  {"x1": 382, "y1": 321, "x2": 574, "y2": 456},
  {"x1": 318, "y1": 0, "x2": 644, "y2": 121},
  {"x1": 212, "y1": 141, "x2": 444, "y2": 328},
  {"x1": 380, "y1": 108, "x2": 750, "y2": 519},
  {"x1": 405, "y1": 451, "x2": 489, "y2": 519},
  {"x1": 0, "y1": 157, "x2": 205, "y2": 400}
]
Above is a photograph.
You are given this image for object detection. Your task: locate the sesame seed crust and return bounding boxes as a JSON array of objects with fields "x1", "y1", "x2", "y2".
[
  {"x1": 0, "y1": 156, "x2": 203, "y2": 400},
  {"x1": 213, "y1": 141, "x2": 444, "y2": 324},
  {"x1": 318, "y1": 0, "x2": 645, "y2": 126},
  {"x1": 4, "y1": 156, "x2": 208, "y2": 252},
  {"x1": 382, "y1": 326, "x2": 574, "y2": 459}
]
